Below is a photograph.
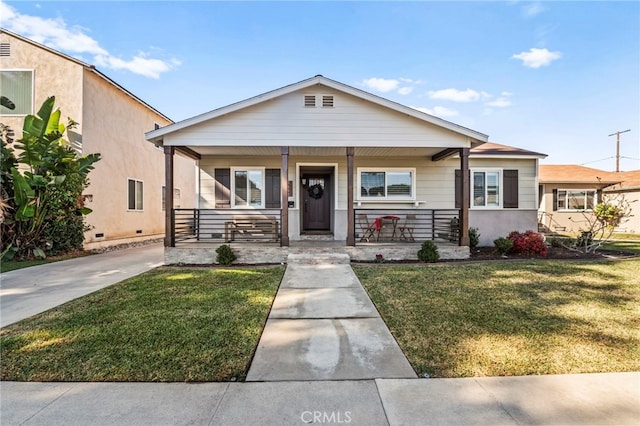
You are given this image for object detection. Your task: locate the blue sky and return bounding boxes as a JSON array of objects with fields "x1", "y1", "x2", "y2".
[{"x1": 2, "y1": 1, "x2": 639, "y2": 171}]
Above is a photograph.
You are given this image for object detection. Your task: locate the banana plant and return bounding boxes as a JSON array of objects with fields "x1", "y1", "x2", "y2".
[{"x1": 1, "y1": 96, "x2": 101, "y2": 260}]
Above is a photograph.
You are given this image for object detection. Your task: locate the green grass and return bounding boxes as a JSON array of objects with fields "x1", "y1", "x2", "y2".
[
  {"x1": 354, "y1": 259, "x2": 640, "y2": 378},
  {"x1": 601, "y1": 240, "x2": 640, "y2": 254},
  {"x1": 0, "y1": 251, "x2": 91, "y2": 273},
  {"x1": 0, "y1": 266, "x2": 284, "y2": 382}
]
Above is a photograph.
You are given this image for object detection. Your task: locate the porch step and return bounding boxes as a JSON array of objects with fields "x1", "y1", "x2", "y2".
[
  {"x1": 287, "y1": 252, "x2": 351, "y2": 265},
  {"x1": 298, "y1": 234, "x2": 335, "y2": 241}
]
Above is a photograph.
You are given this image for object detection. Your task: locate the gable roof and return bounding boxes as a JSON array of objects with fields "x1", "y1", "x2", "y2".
[
  {"x1": 539, "y1": 165, "x2": 622, "y2": 185},
  {"x1": 470, "y1": 142, "x2": 546, "y2": 158},
  {"x1": 146, "y1": 75, "x2": 489, "y2": 143},
  {"x1": 1, "y1": 28, "x2": 172, "y2": 123}
]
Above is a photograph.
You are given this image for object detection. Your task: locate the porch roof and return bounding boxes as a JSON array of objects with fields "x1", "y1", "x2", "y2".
[
  {"x1": 170, "y1": 145, "x2": 457, "y2": 158},
  {"x1": 146, "y1": 75, "x2": 489, "y2": 148}
]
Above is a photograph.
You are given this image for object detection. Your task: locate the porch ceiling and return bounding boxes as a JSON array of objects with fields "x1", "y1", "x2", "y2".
[{"x1": 186, "y1": 146, "x2": 445, "y2": 157}]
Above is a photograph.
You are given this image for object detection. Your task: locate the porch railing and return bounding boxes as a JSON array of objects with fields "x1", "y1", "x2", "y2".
[
  {"x1": 354, "y1": 208, "x2": 461, "y2": 244},
  {"x1": 173, "y1": 209, "x2": 282, "y2": 244}
]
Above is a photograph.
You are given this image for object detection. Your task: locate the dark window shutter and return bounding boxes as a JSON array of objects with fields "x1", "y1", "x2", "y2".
[
  {"x1": 265, "y1": 168, "x2": 281, "y2": 208},
  {"x1": 503, "y1": 169, "x2": 519, "y2": 208},
  {"x1": 552, "y1": 189, "x2": 558, "y2": 211},
  {"x1": 455, "y1": 169, "x2": 461, "y2": 209},
  {"x1": 214, "y1": 168, "x2": 231, "y2": 208}
]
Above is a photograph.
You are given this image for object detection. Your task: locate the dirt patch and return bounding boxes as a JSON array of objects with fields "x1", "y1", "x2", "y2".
[{"x1": 469, "y1": 245, "x2": 637, "y2": 261}]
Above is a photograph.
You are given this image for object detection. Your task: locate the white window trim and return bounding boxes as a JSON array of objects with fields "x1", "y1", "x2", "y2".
[
  {"x1": 0, "y1": 69, "x2": 35, "y2": 116},
  {"x1": 127, "y1": 178, "x2": 144, "y2": 211},
  {"x1": 357, "y1": 167, "x2": 416, "y2": 201},
  {"x1": 162, "y1": 186, "x2": 181, "y2": 211},
  {"x1": 470, "y1": 168, "x2": 503, "y2": 209},
  {"x1": 230, "y1": 167, "x2": 266, "y2": 208},
  {"x1": 557, "y1": 188, "x2": 598, "y2": 211}
]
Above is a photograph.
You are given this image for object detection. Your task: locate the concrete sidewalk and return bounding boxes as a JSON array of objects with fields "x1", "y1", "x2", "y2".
[
  {"x1": 247, "y1": 254, "x2": 416, "y2": 381},
  {"x1": 0, "y1": 244, "x2": 164, "y2": 327},
  {"x1": 2, "y1": 373, "x2": 638, "y2": 425}
]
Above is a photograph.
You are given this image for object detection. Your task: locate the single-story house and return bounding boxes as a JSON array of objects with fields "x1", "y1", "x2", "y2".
[
  {"x1": 538, "y1": 165, "x2": 639, "y2": 234},
  {"x1": 603, "y1": 170, "x2": 640, "y2": 234},
  {"x1": 146, "y1": 75, "x2": 546, "y2": 263}
]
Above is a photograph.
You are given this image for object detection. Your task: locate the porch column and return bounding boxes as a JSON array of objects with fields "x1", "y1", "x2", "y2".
[
  {"x1": 280, "y1": 146, "x2": 290, "y2": 247},
  {"x1": 459, "y1": 147, "x2": 470, "y2": 246},
  {"x1": 346, "y1": 147, "x2": 355, "y2": 246},
  {"x1": 164, "y1": 146, "x2": 175, "y2": 247}
]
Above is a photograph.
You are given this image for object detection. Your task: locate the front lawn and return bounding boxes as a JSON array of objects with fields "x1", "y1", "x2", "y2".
[
  {"x1": 354, "y1": 259, "x2": 640, "y2": 378},
  {"x1": 0, "y1": 267, "x2": 284, "y2": 382}
]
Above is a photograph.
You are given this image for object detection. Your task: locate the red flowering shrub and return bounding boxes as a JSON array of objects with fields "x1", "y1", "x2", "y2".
[{"x1": 507, "y1": 230, "x2": 548, "y2": 256}]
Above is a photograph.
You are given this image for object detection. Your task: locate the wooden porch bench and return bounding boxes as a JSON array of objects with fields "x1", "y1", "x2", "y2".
[{"x1": 224, "y1": 215, "x2": 279, "y2": 242}]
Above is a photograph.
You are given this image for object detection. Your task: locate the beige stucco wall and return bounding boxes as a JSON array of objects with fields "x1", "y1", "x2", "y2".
[
  {"x1": 604, "y1": 189, "x2": 640, "y2": 234},
  {"x1": 538, "y1": 183, "x2": 608, "y2": 234},
  {"x1": 81, "y1": 71, "x2": 196, "y2": 249},
  {"x1": 0, "y1": 32, "x2": 84, "y2": 144},
  {"x1": 1, "y1": 31, "x2": 196, "y2": 250}
]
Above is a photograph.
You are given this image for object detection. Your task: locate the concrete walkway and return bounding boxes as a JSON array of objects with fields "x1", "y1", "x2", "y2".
[
  {"x1": 0, "y1": 244, "x2": 164, "y2": 327},
  {"x1": 246, "y1": 253, "x2": 416, "y2": 381},
  {"x1": 2, "y1": 373, "x2": 638, "y2": 425}
]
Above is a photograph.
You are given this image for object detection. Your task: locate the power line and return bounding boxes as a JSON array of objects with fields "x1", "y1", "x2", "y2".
[
  {"x1": 580, "y1": 156, "x2": 614, "y2": 166},
  {"x1": 608, "y1": 129, "x2": 631, "y2": 172}
]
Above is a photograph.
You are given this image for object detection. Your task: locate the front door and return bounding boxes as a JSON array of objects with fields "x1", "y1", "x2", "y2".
[{"x1": 302, "y1": 174, "x2": 331, "y2": 231}]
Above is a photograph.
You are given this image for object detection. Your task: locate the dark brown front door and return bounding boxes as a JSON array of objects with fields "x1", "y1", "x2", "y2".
[{"x1": 302, "y1": 174, "x2": 331, "y2": 231}]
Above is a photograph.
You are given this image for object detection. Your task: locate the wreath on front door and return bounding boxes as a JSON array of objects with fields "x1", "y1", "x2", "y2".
[{"x1": 307, "y1": 183, "x2": 324, "y2": 200}]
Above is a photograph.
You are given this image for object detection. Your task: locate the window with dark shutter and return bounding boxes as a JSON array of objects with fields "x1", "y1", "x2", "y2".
[
  {"x1": 503, "y1": 169, "x2": 519, "y2": 208},
  {"x1": 455, "y1": 169, "x2": 461, "y2": 209},
  {"x1": 552, "y1": 189, "x2": 558, "y2": 211},
  {"x1": 214, "y1": 168, "x2": 231, "y2": 208},
  {"x1": 265, "y1": 169, "x2": 281, "y2": 208}
]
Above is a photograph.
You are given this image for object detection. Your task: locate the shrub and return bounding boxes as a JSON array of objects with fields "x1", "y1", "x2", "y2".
[
  {"x1": 494, "y1": 237, "x2": 513, "y2": 255},
  {"x1": 417, "y1": 240, "x2": 439, "y2": 263},
  {"x1": 507, "y1": 230, "x2": 547, "y2": 256},
  {"x1": 216, "y1": 244, "x2": 237, "y2": 265},
  {"x1": 469, "y1": 227, "x2": 480, "y2": 249}
]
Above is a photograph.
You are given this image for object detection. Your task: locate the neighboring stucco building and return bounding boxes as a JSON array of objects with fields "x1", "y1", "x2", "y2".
[
  {"x1": 538, "y1": 165, "x2": 630, "y2": 234},
  {"x1": 603, "y1": 170, "x2": 640, "y2": 234},
  {"x1": 146, "y1": 75, "x2": 546, "y2": 263},
  {"x1": 0, "y1": 29, "x2": 196, "y2": 250}
]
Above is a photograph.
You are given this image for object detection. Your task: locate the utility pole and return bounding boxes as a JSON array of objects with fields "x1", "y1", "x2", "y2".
[{"x1": 608, "y1": 129, "x2": 631, "y2": 172}]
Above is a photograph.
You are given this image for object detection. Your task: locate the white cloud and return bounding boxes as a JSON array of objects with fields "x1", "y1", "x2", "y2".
[
  {"x1": 428, "y1": 88, "x2": 485, "y2": 103},
  {"x1": 412, "y1": 105, "x2": 459, "y2": 117},
  {"x1": 361, "y1": 77, "x2": 399, "y2": 93},
  {"x1": 397, "y1": 86, "x2": 414, "y2": 95},
  {"x1": 0, "y1": 2, "x2": 179, "y2": 79},
  {"x1": 522, "y1": 2, "x2": 546, "y2": 18},
  {"x1": 512, "y1": 48, "x2": 562, "y2": 68},
  {"x1": 485, "y1": 97, "x2": 512, "y2": 108}
]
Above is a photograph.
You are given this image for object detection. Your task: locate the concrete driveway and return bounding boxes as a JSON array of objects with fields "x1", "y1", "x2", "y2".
[{"x1": 0, "y1": 244, "x2": 164, "y2": 327}]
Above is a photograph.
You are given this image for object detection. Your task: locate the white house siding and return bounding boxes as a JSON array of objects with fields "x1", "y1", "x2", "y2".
[
  {"x1": 463, "y1": 158, "x2": 538, "y2": 246},
  {"x1": 164, "y1": 87, "x2": 471, "y2": 149}
]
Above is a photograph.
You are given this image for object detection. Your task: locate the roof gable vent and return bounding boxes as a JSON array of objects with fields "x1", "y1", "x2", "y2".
[
  {"x1": 322, "y1": 95, "x2": 334, "y2": 108},
  {"x1": 0, "y1": 43, "x2": 10, "y2": 57},
  {"x1": 304, "y1": 95, "x2": 316, "y2": 107}
]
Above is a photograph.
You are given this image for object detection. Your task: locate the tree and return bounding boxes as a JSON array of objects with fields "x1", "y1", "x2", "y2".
[
  {"x1": 1, "y1": 96, "x2": 101, "y2": 260},
  {"x1": 569, "y1": 193, "x2": 633, "y2": 253}
]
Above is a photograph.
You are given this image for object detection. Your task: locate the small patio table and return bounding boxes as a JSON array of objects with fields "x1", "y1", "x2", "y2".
[{"x1": 374, "y1": 215, "x2": 400, "y2": 241}]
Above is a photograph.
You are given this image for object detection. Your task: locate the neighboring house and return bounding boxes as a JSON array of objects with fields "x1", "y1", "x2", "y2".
[
  {"x1": 603, "y1": 170, "x2": 640, "y2": 234},
  {"x1": 538, "y1": 164, "x2": 632, "y2": 234},
  {"x1": 146, "y1": 75, "x2": 545, "y2": 263},
  {"x1": 0, "y1": 29, "x2": 196, "y2": 250}
]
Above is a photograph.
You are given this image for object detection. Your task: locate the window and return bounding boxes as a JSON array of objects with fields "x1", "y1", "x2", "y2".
[
  {"x1": 359, "y1": 169, "x2": 414, "y2": 199},
  {"x1": 162, "y1": 187, "x2": 181, "y2": 210},
  {"x1": 128, "y1": 179, "x2": 144, "y2": 210},
  {"x1": 232, "y1": 168, "x2": 264, "y2": 207},
  {"x1": 0, "y1": 70, "x2": 33, "y2": 115},
  {"x1": 557, "y1": 189, "x2": 596, "y2": 211},
  {"x1": 472, "y1": 170, "x2": 501, "y2": 207}
]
